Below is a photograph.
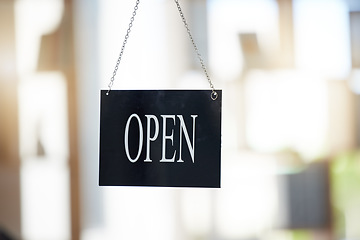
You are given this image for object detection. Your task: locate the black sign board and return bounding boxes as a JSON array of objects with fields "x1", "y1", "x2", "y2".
[{"x1": 99, "y1": 90, "x2": 221, "y2": 188}]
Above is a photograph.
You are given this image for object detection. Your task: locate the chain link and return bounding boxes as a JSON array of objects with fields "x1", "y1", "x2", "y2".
[
  {"x1": 107, "y1": 0, "x2": 140, "y2": 95},
  {"x1": 174, "y1": 0, "x2": 217, "y2": 100},
  {"x1": 107, "y1": 0, "x2": 218, "y2": 100}
]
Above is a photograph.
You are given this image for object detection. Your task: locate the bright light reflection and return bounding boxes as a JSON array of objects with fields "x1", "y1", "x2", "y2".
[
  {"x1": 104, "y1": 188, "x2": 175, "y2": 240},
  {"x1": 21, "y1": 159, "x2": 71, "y2": 240},
  {"x1": 15, "y1": 1, "x2": 70, "y2": 240},
  {"x1": 294, "y1": 0, "x2": 351, "y2": 79},
  {"x1": 245, "y1": 70, "x2": 328, "y2": 160},
  {"x1": 216, "y1": 151, "x2": 277, "y2": 239}
]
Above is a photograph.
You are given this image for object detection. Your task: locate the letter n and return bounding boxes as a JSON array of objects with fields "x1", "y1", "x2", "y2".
[{"x1": 177, "y1": 115, "x2": 197, "y2": 163}]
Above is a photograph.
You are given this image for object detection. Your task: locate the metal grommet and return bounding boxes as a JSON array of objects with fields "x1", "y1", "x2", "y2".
[{"x1": 211, "y1": 91, "x2": 218, "y2": 101}]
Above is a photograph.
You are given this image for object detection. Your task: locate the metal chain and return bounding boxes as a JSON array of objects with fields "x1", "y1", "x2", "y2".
[
  {"x1": 107, "y1": 0, "x2": 218, "y2": 100},
  {"x1": 174, "y1": 0, "x2": 218, "y2": 100},
  {"x1": 107, "y1": 0, "x2": 140, "y2": 95}
]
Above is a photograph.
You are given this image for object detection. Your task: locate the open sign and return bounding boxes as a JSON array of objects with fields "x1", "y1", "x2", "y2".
[{"x1": 99, "y1": 90, "x2": 221, "y2": 188}]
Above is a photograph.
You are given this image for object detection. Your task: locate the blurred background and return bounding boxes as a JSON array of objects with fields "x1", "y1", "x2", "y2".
[{"x1": 1, "y1": 0, "x2": 360, "y2": 239}]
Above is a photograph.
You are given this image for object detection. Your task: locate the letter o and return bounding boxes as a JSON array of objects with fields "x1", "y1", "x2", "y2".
[{"x1": 124, "y1": 114, "x2": 143, "y2": 163}]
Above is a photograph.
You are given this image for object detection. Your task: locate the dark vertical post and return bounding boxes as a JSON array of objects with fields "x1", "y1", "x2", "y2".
[
  {"x1": 349, "y1": 12, "x2": 360, "y2": 147},
  {"x1": 62, "y1": 0, "x2": 81, "y2": 239},
  {"x1": 0, "y1": 0, "x2": 21, "y2": 239}
]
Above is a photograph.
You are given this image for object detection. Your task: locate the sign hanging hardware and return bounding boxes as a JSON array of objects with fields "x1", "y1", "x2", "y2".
[{"x1": 105, "y1": 0, "x2": 218, "y2": 101}]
